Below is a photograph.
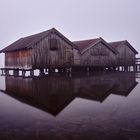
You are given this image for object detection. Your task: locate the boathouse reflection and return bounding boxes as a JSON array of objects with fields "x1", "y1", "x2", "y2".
[{"x1": 1, "y1": 72, "x2": 138, "y2": 116}]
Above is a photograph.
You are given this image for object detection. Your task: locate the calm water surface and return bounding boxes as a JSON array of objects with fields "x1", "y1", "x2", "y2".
[{"x1": 0, "y1": 72, "x2": 140, "y2": 140}]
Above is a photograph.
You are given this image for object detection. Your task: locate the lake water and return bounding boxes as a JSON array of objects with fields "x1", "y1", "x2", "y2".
[{"x1": 0, "y1": 72, "x2": 140, "y2": 140}]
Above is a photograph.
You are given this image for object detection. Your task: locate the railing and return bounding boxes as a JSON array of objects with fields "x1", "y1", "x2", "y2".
[{"x1": 136, "y1": 58, "x2": 140, "y2": 65}]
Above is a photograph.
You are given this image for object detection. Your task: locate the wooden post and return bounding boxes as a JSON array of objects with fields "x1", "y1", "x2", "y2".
[
  {"x1": 5, "y1": 69, "x2": 10, "y2": 76},
  {"x1": 14, "y1": 69, "x2": 19, "y2": 77},
  {"x1": 67, "y1": 67, "x2": 72, "y2": 73},
  {"x1": 1, "y1": 69, "x2": 4, "y2": 76},
  {"x1": 122, "y1": 66, "x2": 125, "y2": 71},
  {"x1": 30, "y1": 70, "x2": 34, "y2": 77},
  {"x1": 45, "y1": 68, "x2": 48, "y2": 72},
  {"x1": 22, "y1": 70, "x2": 26, "y2": 77},
  {"x1": 128, "y1": 66, "x2": 130, "y2": 71},
  {"x1": 39, "y1": 69, "x2": 45, "y2": 76},
  {"x1": 113, "y1": 67, "x2": 116, "y2": 71},
  {"x1": 133, "y1": 65, "x2": 136, "y2": 71},
  {"x1": 57, "y1": 68, "x2": 61, "y2": 73},
  {"x1": 117, "y1": 66, "x2": 120, "y2": 71},
  {"x1": 69, "y1": 67, "x2": 72, "y2": 73},
  {"x1": 118, "y1": 66, "x2": 120, "y2": 71},
  {"x1": 124, "y1": 66, "x2": 128, "y2": 72},
  {"x1": 135, "y1": 65, "x2": 136, "y2": 71},
  {"x1": 63, "y1": 68, "x2": 67, "y2": 73}
]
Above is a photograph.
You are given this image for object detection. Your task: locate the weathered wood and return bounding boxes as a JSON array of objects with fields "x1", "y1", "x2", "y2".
[
  {"x1": 78, "y1": 42, "x2": 117, "y2": 67},
  {"x1": 31, "y1": 33, "x2": 74, "y2": 69},
  {"x1": 4, "y1": 32, "x2": 74, "y2": 69},
  {"x1": 116, "y1": 44, "x2": 136, "y2": 65},
  {"x1": 2, "y1": 29, "x2": 138, "y2": 70},
  {"x1": 109, "y1": 41, "x2": 137, "y2": 66},
  {"x1": 5, "y1": 49, "x2": 32, "y2": 68}
]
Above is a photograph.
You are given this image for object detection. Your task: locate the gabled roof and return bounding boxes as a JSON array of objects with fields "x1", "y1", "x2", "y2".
[
  {"x1": 0, "y1": 28, "x2": 76, "y2": 53},
  {"x1": 109, "y1": 40, "x2": 138, "y2": 54},
  {"x1": 73, "y1": 37, "x2": 118, "y2": 54},
  {"x1": 73, "y1": 38, "x2": 100, "y2": 51}
]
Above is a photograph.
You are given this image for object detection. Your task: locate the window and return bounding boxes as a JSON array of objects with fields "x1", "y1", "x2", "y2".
[{"x1": 49, "y1": 38, "x2": 58, "y2": 50}]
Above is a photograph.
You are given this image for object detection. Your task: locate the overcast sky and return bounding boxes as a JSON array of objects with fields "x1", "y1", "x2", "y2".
[{"x1": 0, "y1": 0, "x2": 140, "y2": 66}]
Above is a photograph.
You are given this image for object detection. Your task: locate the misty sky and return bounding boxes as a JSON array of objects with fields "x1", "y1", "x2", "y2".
[{"x1": 0, "y1": 0, "x2": 140, "y2": 67}]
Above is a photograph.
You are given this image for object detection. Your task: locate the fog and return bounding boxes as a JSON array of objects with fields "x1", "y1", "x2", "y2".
[{"x1": 0, "y1": 0, "x2": 140, "y2": 67}]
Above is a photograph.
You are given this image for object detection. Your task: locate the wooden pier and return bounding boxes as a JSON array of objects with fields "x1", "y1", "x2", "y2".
[
  {"x1": 1, "y1": 58, "x2": 140, "y2": 77},
  {"x1": 0, "y1": 67, "x2": 72, "y2": 77}
]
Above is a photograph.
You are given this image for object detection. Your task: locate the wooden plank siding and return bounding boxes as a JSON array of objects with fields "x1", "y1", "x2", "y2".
[
  {"x1": 5, "y1": 32, "x2": 74, "y2": 69},
  {"x1": 31, "y1": 33, "x2": 74, "y2": 69},
  {"x1": 1, "y1": 28, "x2": 138, "y2": 70},
  {"x1": 109, "y1": 41, "x2": 138, "y2": 66},
  {"x1": 115, "y1": 44, "x2": 136, "y2": 66},
  {"x1": 77, "y1": 42, "x2": 117, "y2": 67},
  {"x1": 73, "y1": 49, "x2": 81, "y2": 65},
  {"x1": 5, "y1": 49, "x2": 32, "y2": 68}
]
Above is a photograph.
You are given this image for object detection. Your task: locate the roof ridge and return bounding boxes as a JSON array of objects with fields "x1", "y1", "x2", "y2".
[
  {"x1": 21, "y1": 28, "x2": 53, "y2": 39},
  {"x1": 0, "y1": 28, "x2": 76, "y2": 52},
  {"x1": 73, "y1": 38, "x2": 100, "y2": 42},
  {"x1": 72, "y1": 38, "x2": 101, "y2": 52},
  {"x1": 26, "y1": 29, "x2": 53, "y2": 48},
  {"x1": 109, "y1": 40, "x2": 126, "y2": 44},
  {"x1": 109, "y1": 40, "x2": 138, "y2": 54}
]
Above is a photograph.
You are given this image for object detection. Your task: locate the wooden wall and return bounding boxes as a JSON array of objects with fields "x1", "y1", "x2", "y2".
[
  {"x1": 5, "y1": 33, "x2": 74, "y2": 69},
  {"x1": 115, "y1": 44, "x2": 136, "y2": 65},
  {"x1": 5, "y1": 49, "x2": 32, "y2": 68},
  {"x1": 78, "y1": 42, "x2": 117, "y2": 67},
  {"x1": 31, "y1": 33, "x2": 74, "y2": 69},
  {"x1": 73, "y1": 49, "x2": 80, "y2": 65},
  {"x1": 4, "y1": 36, "x2": 136, "y2": 69}
]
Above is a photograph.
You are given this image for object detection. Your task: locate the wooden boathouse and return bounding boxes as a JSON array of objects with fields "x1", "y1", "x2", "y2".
[
  {"x1": 0, "y1": 28, "x2": 76, "y2": 76},
  {"x1": 0, "y1": 28, "x2": 139, "y2": 76},
  {"x1": 109, "y1": 40, "x2": 138, "y2": 71},
  {"x1": 73, "y1": 37, "x2": 118, "y2": 71}
]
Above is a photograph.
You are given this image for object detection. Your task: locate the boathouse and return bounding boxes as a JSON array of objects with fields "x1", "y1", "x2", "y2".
[
  {"x1": 73, "y1": 37, "x2": 118, "y2": 68},
  {"x1": 0, "y1": 28, "x2": 139, "y2": 76},
  {"x1": 0, "y1": 28, "x2": 76, "y2": 72},
  {"x1": 109, "y1": 40, "x2": 138, "y2": 66}
]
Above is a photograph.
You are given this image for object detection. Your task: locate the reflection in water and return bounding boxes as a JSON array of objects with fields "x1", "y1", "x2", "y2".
[{"x1": 1, "y1": 72, "x2": 138, "y2": 116}]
